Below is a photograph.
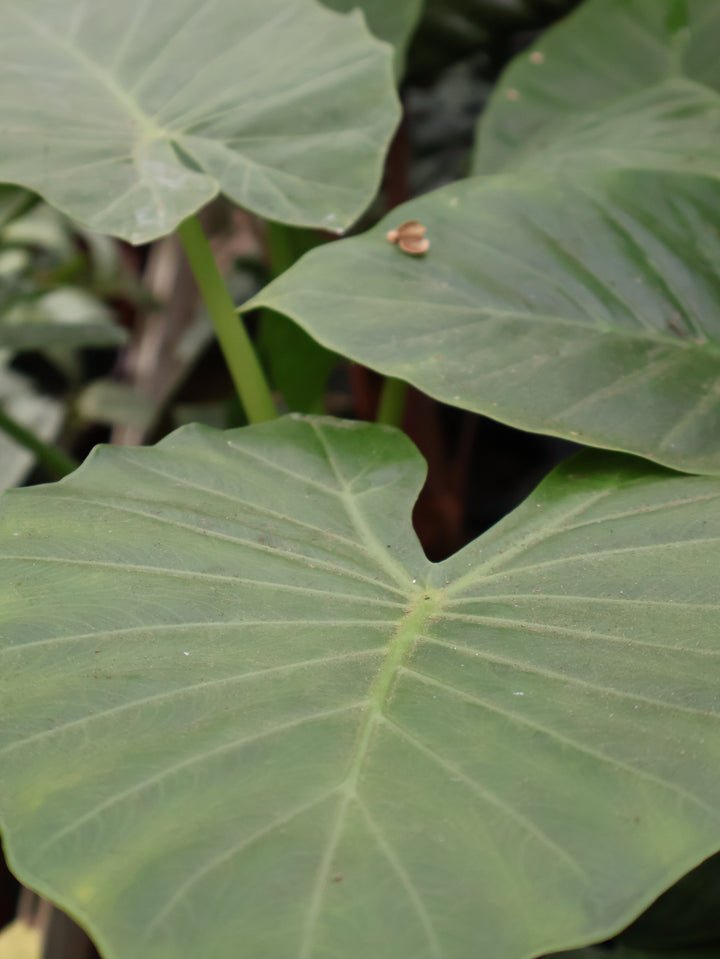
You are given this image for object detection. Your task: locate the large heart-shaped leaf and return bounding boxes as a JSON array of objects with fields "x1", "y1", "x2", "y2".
[
  {"x1": 1, "y1": 417, "x2": 720, "y2": 959},
  {"x1": 472, "y1": 0, "x2": 720, "y2": 176},
  {"x1": 0, "y1": 0, "x2": 399, "y2": 243},
  {"x1": 246, "y1": 169, "x2": 720, "y2": 475}
]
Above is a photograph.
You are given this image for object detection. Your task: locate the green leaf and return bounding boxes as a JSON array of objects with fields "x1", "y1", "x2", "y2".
[
  {"x1": 0, "y1": 363, "x2": 63, "y2": 490},
  {"x1": 0, "y1": 287, "x2": 127, "y2": 350},
  {"x1": 472, "y1": 0, "x2": 720, "y2": 176},
  {"x1": 246, "y1": 169, "x2": 720, "y2": 475},
  {"x1": 320, "y1": 0, "x2": 423, "y2": 75},
  {"x1": 0, "y1": 0, "x2": 399, "y2": 243},
  {"x1": 75, "y1": 379, "x2": 158, "y2": 431},
  {"x1": 1, "y1": 416, "x2": 720, "y2": 959},
  {"x1": 1, "y1": 199, "x2": 76, "y2": 260}
]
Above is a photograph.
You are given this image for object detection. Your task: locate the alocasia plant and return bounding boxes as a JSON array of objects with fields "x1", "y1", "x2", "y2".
[{"x1": 0, "y1": 1, "x2": 719, "y2": 958}]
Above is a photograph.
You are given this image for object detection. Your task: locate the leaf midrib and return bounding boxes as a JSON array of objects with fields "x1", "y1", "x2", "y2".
[
  {"x1": 266, "y1": 291, "x2": 720, "y2": 356},
  {"x1": 299, "y1": 593, "x2": 442, "y2": 958}
]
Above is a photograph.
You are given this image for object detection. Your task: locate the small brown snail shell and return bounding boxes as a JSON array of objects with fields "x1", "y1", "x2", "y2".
[{"x1": 386, "y1": 220, "x2": 430, "y2": 255}]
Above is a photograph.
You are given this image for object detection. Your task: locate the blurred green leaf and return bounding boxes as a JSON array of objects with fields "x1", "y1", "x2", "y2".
[
  {"x1": 75, "y1": 380, "x2": 157, "y2": 431},
  {"x1": 0, "y1": 287, "x2": 126, "y2": 350},
  {"x1": 472, "y1": 0, "x2": 720, "y2": 176},
  {"x1": 0, "y1": 363, "x2": 63, "y2": 490}
]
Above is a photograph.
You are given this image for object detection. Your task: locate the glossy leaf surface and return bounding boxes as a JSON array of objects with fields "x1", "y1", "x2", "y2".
[
  {"x1": 0, "y1": 0, "x2": 399, "y2": 242},
  {"x1": 1, "y1": 417, "x2": 720, "y2": 959},
  {"x1": 472, "y1": 0, "x2": 720, "y2": 176},
  {"x1": 248, "y1": 170, "x2": 720, "y2": 475}
]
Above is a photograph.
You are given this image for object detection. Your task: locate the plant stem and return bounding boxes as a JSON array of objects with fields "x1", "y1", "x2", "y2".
[
  {"x1": 376, "y1": 377, "x2": 407, "y2": 428},
  {"x1": 0, "y1": 405, "x2": 78, "y2": 479},
  {"x1": 177, "y1": 215, "x2": 278, "y2": 424}
]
